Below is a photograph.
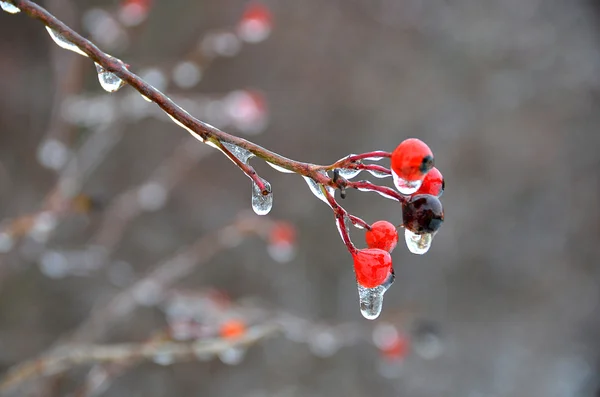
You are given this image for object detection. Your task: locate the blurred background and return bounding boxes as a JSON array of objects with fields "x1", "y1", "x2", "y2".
[{"x1": 1, "y1": 0, "x2": 600, "y2": 396}]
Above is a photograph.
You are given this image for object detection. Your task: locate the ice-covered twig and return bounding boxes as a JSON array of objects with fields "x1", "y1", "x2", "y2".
[{"x1": 0, "y1": 323, "x2": 281, "y2": 392}]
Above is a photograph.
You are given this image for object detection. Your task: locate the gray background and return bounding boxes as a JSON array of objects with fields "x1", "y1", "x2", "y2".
[{"x1": 1, "y1": 0, "x2": 599, "y2": 396}]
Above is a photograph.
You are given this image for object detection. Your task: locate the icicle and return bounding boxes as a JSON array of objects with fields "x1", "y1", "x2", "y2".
[
  {"x1": 335, "y1": 215, "x2": 352, "y2": 243},
  {"x1": 45, "y1": 27, "x2": 89, "y2": 57},
  {"x1": 266, "y1": 161, "x2": 295, "y2": 174},
  {"x1": 1, "y1": 1, "x2": 20, "y2": 13},
  {"x1": 251, "y1": 177, "x2": 273, "y2": 215},
  {"x1": 95, "y1": 63, "x2": 125, "y2": 93},
  {"x1": 302, "y1": 171, "x2": 334, "y2": 207},
  {"x1": 404, "y1": 229, "x2": 433, "y2": 255},
  {"x1": 358, "y1": 284, "x2": 387, "y2": 320},
  {"x1": 222, "y1": 141, "x2": 254, "y2": 163},
  {"x1": 357, "y1": 273, "x2": 394, "y2": 320},
  {"x1": 392, "y1": 170, "x2": 422, "y2": 195},
  {"x1": 367, "y1": 169, "x2": 390, "y2": 179}
]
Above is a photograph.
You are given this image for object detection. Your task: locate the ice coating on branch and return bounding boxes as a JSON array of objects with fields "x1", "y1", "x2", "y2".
[
  {"x1": 222, "y1": 141, "x2": 254, "y2": 164},
  {"x1": 267, "y1": 161, "x2": 295, "y2": 173},
  {"x1": 167, "y1": 114, "x2": 204, "y2": 141},
  {"x1": 404, "y1": 229, "x2": 433, "y2": 255},
  {"x1": 251, "y1": 177, "x2": 273, "y2": 215},
  {"x1": 335, "y1": 215, "x2": 352, "y2": 243},
  {"x1": 392, "y1": 170, "x2": 422, "y2": 195},
  {"x1": 45, "y1": 27, "x2": 89, "y2": 57},
  {"x1": 357, "y1": 284, "x2": 388, "y2": 320},
  {"x1": 367, "y1": 168, "x2": 390, "y2": 179},
  {"x1": 338, "y1": 168, "x2": 362, "y2": 180},
  {"x1": 302, "y1": 171, "x2": 334, "y2": 207},
  {"x1": 95, "y1": 63, "x2": 125, "y2": 93},
  {"x1": 356, "y1": 184, "x2": 399, "y2": 202},
  {"x1": 1, "y1": 1, "x2": 20, "y2": 13}
]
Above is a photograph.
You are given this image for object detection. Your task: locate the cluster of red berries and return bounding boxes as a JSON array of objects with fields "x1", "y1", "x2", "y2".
[{"x1": 352, "y1": 139, "x2": 444, "y2": 289}]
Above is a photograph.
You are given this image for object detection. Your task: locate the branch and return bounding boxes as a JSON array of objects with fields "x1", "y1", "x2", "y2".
[{"x1": 0, "y1": 324, "x2": 281, "y2": 392}]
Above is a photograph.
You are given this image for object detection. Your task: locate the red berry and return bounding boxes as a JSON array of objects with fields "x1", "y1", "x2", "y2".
[
  {"x1": 365, "y1": 220, "x2": 398, "y2": 252},
  {"x1": 353, "y1": 248, "x2": 393, "y2": 289},
  {"x1": 391, "y1": 138, "x2": 434, "y2": 182},
  {"x1": 414, "y1": 167, "x2": 444, "y2": 197}
]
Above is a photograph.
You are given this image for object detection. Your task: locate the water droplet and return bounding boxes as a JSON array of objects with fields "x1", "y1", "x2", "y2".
[
  {"x1": 30, "y1": 212, "x2": 58, "y2": 243},
  {"x1": 95, "y1": 63, "x2": 125, "y2": 93},
  {"x1": 308, "y1": 327, "x2": 340, "y2": 357},
  {"x1": 222, "y1": 142, "x2": 254, "y2": 164},
  {"x1": 266, "y1": 161, "x2": 294, "y2": 173},
  {"x1": 404, "y1": 229, "x2": 432, "y2": 255},
  {"x1": 137, "y1": 182, "x2": 168, "y2": 212},
  {"x1": 172, "y1": 61, "x2": 202, "y2": 89},
  {"x1": 358, "y1": 284, "x2": 387, "y2": 320},
  {"x1": 392, "y1": 170, "x2": 422, "y2": 195},
  {"x1": 141, "y1": 94, "x2": 152, "y2": 102},
  {"x1": 39, "y1": 251, "x2": 69, "y2": 279},
  {"x1": 337, "y1": 168, "x2": 362, "y2": 180},
  {"x1": 367, "y1": 169, "x2": 390, "y2": 179},
  {"x1": 302, "y1": 171, "x2": 333, "y2": 207},
  {"x1": 251, "y1": 177, "x2": 273, "y2": 215},
  {"x1": 45, "y1": 27, "x2": 89, "y2": 57},
  {"x1": 1, "y1": 1, "x2": 20, "y2": 13},
  {"x1": 0, "y1": 232, "x2": 14, "y2": 253},
  {"x1": 218, "y1": 347, "x2": 246, "y2": 365},
  {"x1": 37, "y1": 139, "x2": 69, "y2": 170},
  {"x1": 152, "y1": 351, "x2": 175, "y2": 366}
]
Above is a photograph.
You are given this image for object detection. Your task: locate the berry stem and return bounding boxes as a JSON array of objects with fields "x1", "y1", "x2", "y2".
[
  {"x1": 320, "y1": 186, "x2": 357, "y2": 254},
  {"x1": 327, "y1": 151, "x2": 392, "y2": 169},
  {"x1": 346, "y1": 181, "x2": 407, "y2": 203}
]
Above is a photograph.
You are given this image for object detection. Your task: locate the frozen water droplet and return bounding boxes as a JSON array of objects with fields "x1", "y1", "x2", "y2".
[
  {"x1": 95, "y1": 63, "x2": 125, "y2": 92},
  {"x1": 141, "y1": 94, "x2": 152, "y2": 102},
  {"x1": 218, "y1": 347, "x2": 246, "y2": 365},
  {"x1": 1, "y1": 1, "x2": 20, "y2": 13},
  {"x1": 404, "y1": 229, "x2": 432, "y2": 255},
  {"x1": 367, "y1": 169, "x2": 390, "y2": 179},
  {"x1": 266, "y1": 161, "x2": 294, "y2": 173},
  {"x1": 222, "y1": 141, "x2": 254, "y2": 164},
  {"x1": 251, "y1": 177, "x2": 273, "y2": 215},
  {"x1": 137, "y1": 182, "x2": 168, "y2": 212},
  {"x1": 37, "y1": 139, "x2": 69, "y2": 170},
  {"x1": 153, "y1": 351, "x2": 175, "y2": 366},
  {"x1": 358, "y1": 284, "x2": 387, "y2": 320},
  {"x1": 392, "y1": 170, "x2": 422, "y2": 195},
  {"x1": 302, "y1": 171, "x2": 334, "y2": 207},
  {"x1": 45, "y1": 27, "x2": 89, "y2": 57},
  {"x1": 337, "y1": 168, "x2": 362, "y2": 180},
  {"x1": 172, "y1": 61, "x2": 202, "y2": 89},
  {"x1": 30, "y1": 212, "x2": 58, "y2": 243},
  {"x1": 308, "y1": 327, "x2": 340, "y2": 357},
  {"x1": 0, "y1": 232, "x2": 14, "y2": 253},
  {"x1": 40, "y1": 251, "x2": 69, "y2": 279}
]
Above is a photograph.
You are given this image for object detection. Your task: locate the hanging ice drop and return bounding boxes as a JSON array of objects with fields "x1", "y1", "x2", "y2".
[
  {"x1": 337, "y1": 167, "x2": 362, "y2": 180},
  {"x1": 367, "y1": 168, "x2": 390, "y2": 179},
  {"x1": 95, "y1": 63, "x2": 125, "y2": 93},
  {"x1": 251, "y1": 177, "x2": 273, "y2": 215},
  {"x1": 392, "y1": 170, "x2": 422, "y2": 195},
  {"x1": 404, "y1": 229, "x2": 433, "y2": 255},
  {"x1": 302, "y1": 171, "x2": 334, "y2": 207},
  {"x1": 222, "y1": 141, "x2": 254, "y2": 164},
  {"x1": 1, "y1": 1, "x2": 20, "y2": 13},
  {"x1": 358, "y1": 284, "x2": 388, "y2": 320},
  {"x1": 45, "y1": 27, "x2": 89, "y2": 57}
]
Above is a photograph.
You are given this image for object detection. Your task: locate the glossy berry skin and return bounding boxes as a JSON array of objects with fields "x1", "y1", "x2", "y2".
[
  {"x1": 414, "y1": 167, "x2": 444, "y2": 197},
  {"x1": 402, "y1": 194, "x2": 444, "y2": 234},
  {"x1": 365, "y1": 220, "x2": 398, "y2": 252},
  {"x1": 391, "y1": 138, "x2": 434, "y2": 181},
  {"x1": 353, "y1": 248, "x2": 393, "y2": 289}
]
